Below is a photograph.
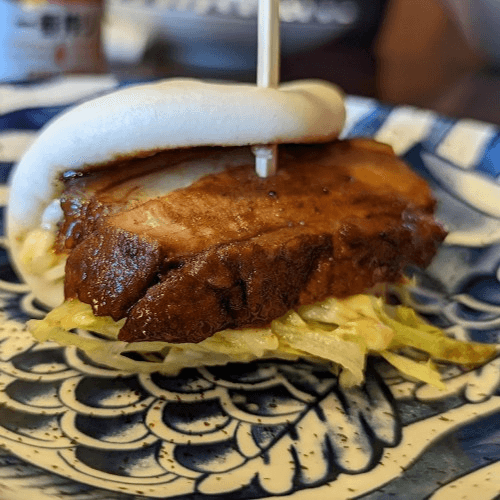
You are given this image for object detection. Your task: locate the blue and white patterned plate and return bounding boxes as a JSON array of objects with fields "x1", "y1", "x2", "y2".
[{"x1": 0, "y1": 77, "x2": 499, "y2": 500}]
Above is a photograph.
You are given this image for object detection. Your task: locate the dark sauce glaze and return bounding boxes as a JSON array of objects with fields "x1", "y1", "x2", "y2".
[{"x1": 59, "y1": 139, "x2": 447, "y2": 343}]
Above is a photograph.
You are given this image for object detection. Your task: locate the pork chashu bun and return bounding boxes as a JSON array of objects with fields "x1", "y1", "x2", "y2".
[
  {"x1": 9, "y1": 81, "x2": 444, "y2": 342},
  {"x1": 8, "y1": 78, "x2": 346, "y2": 309}
]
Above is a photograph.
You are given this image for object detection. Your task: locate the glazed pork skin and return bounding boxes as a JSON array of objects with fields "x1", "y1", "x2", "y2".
[{"x1": 59, "y1": 139, "x2": 447, "y2": 343}]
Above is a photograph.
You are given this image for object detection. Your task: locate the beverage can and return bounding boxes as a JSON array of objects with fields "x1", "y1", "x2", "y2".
[{"x1": 0, "y1": 0, "x2": 105, "y2": 81}]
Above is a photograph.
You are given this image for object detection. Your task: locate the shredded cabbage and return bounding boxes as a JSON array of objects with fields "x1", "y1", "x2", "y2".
[
  {"x1": 18, "y1": 228, "x2": 66, "y2": 281},
  {"x1": 28, "y1": 293, "x2": 497, "y2": 388}
]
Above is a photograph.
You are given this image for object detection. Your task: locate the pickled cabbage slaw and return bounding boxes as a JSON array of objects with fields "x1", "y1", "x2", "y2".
[{"x1": 28, "y1": 293, "x2": 498, "y2": 388}]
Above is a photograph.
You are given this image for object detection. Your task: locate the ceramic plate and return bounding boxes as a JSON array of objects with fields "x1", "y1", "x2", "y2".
[{"x1": 0, "y1": 77, "x2": 499, "y2": 500}]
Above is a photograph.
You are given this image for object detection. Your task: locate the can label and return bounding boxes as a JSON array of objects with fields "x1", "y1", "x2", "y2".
[{"x1": 0, "y1": 0, "x2": 104, "y2": 81}]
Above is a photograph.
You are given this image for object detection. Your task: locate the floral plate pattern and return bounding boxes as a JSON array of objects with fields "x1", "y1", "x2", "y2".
[{"x1": 0, "y1": 77, "x2": 499, "y2": 499}]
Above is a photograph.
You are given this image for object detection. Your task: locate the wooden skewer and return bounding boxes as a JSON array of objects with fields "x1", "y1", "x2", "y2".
[
  {"x1": 257, "y1": 0, "x2": 280, "y2": 89},
  {"x1": 254, "y1": 0, "x2": 280, "y2": 178}
]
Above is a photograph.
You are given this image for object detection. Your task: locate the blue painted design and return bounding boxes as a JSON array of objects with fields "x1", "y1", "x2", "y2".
[
  {"x1": 460, "y1": 274, "x2": 500, "y2": 306},
  {"x1": 346, "y1": 105, "x2": 393, "y2": 137},
  {"x1": 421, "y1": 116, "x2": 456, "y2": 152},
  {"x1": 0, "y1": 77, "x2": 56, "y2": 87},
  {"x1": 116, "y1": 78, "x2": 159, "y2": 89},
  {"x1": 0, "y1": 162, "x2": 14, "y2": 183},
  {"x1": 0, "y1": 105, "x2": 72, "y2": 131},
  {"x1": 359, "y1": 423, "x2": 494, "y2": 500},
  {"x1": 476, "y1": 132, "x2": 500, "y2": 178},
  {"x1": 0, "y1": 206, "x2": 6, "y2": 236},
  {"x1": 456, "y1": 412, "x2": 500, "y2": 467},
  {"x1": 402, "y1": 143, "x2": 434, "y2": 182},
  {"x1": 467, "y1": 328, "x2": 500, "y2": 344}
]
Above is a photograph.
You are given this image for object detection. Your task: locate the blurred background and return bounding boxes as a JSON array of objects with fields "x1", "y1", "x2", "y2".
[{"x1": 2, "y1": 0, "x2": 500, "y2": 125}]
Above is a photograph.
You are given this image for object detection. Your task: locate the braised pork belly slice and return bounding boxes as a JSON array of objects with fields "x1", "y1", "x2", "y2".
[
  {"x1": 58, "y1": 140, "x2": 447, "y2": 343},
  {"x1": 56, "y1": 146, "x2": 253, "y2": 252}
]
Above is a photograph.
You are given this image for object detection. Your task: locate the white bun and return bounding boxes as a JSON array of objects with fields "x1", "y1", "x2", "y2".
[{"x1": 7, "y1": 78, "x2": 345, "y2": 306}]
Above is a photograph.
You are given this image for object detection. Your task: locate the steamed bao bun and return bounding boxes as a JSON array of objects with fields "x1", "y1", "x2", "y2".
[{"x1": 7, "y1": 78, "x2": 346, "y2": 308}]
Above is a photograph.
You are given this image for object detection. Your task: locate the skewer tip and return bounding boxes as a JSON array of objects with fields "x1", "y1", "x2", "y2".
[{"x1": 253, "y1": 145, "x2": 278, "y2": 178}]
